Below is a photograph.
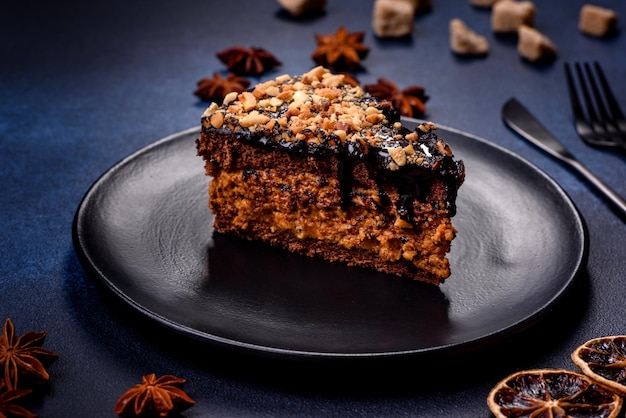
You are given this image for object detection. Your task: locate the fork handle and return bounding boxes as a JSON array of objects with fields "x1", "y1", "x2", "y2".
[{"x1": 567, "y1": 158, "x2": 626, "y2": 219}]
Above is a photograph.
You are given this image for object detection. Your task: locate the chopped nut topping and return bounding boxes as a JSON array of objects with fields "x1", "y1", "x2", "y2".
[
  {"x1": 437, "y1": 140, "x2": 453, "y2": 157},
  {"x1": 405, "y1": 132, "x2": 418, "y2": 141},
  {"x1": 210, "y1": 112, "x2": 224, "y2": 129},
  {"x1": 388, "y1": 146, "x2": 407, "y2": 167},
  {"x1": 202, "y1": 102, "x2": 219, "y2": 117},
  {"x1": 418, "y1": 121, "x2": 436, "y2": 132},
  {"x1": 240, "y1": 111, "x2": 271, "y2": 128},
  {"x1": 239, "y1": 91, "x2": 257, "y2": 112},
  {"x1": 223, "y1": 91, "x2": 239, "y2": 105},
  {"x1": 394, "y1": 217, "x2": 413, "y2": 229},
  {"x1": 200, "y1": 66, "x2": 456, "y2": 174}
]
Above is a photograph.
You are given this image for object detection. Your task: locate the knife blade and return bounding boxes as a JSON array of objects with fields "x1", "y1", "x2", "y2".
[{"x1": 502, "y1": 97, "x2": 626, "y2": 219}]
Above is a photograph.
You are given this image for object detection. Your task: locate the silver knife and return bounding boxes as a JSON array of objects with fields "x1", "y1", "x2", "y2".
[{"x1": 502, "y1": 97, "x2": 626, "y2": 219}]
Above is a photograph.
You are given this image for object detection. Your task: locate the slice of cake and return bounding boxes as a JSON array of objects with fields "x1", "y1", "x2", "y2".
[{"x1": 196, "y1": 66, "x2": 465, "y2": 285}]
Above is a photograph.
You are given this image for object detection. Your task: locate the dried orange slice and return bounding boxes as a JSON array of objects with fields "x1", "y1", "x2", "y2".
[
  {"x1": 487, "y1": 368, "x2": 622, "y2": 418},
  {"x1": 572, "y1": 336, "x2": 626, "y2": 397}
]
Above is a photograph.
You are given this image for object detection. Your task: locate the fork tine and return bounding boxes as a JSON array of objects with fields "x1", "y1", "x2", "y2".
[
  {"x1": 583, "y1": 62, "x2": 615, "y2": 133},
  {"x1": 564, "y1": 63, "x2": 603, "y2": 145},
  {"x1": 566, "y1": 63, "x2": 605, "y2": 145},
  {"x1": 565, "y1": 63, "x2": 587, "y2": 126},
  {"x1": 565, "y1": 62, "x2": 619, "y2": 149},
  {"x1": 592, "y1": 62, "x2": 626, "y2": 131},
  {"x1": 575, "y1": 62, "x2": 604, "y2": 133}
]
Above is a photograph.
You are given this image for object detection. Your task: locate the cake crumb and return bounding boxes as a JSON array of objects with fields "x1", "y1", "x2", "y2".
[
  {"x1": 372, "y1": 0, "x2": 415, "y2": 38},
  {"x1": 517, "y1": 25, "x2": 557, "y2": 62},
  {"x1": 491, "y1": 0, "x2": 536, "y2": 34},
  {"x1": 579, "y1": 4, "x2": 619, "y2": 37},
  {"x1": 449, "y1": 18, "x2": 489, "y2": 56}
]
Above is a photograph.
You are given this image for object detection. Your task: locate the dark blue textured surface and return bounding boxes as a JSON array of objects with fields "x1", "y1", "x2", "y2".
[{"x1": 1, "y1": 0, "x2": 625, "y2": 416}]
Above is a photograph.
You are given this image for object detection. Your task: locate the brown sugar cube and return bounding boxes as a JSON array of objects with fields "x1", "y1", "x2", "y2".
[
  {"x1": 449, "y1": 18, "x2": 490, "y2": 55},
  {"x1": 491, "y1": 0, "x2": 536, "y2": 33},
  {"x1": 517, "y1": 25, "x2": 557, "y2": 62},
  {"x1": 277, "y1": 0, "x2": 326, "y2": 17},
  {"x1": 469, "y1": 0, "x2": 501, "y2": 8},
  {"x1": 579, "y1": 4, "x2": 619, "y2": 37},
  {"x1": 372, "y1": 0, "x2": 415, "y2": 38}
]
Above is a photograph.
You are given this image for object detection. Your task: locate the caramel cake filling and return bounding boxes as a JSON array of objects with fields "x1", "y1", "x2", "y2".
[{"x1": 196, "y1": 66, "x2": 465, "y2": 284}]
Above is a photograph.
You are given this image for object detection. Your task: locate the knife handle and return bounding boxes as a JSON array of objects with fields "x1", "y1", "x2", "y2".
[{"x1": 568, "y1": 158, "x2": 626, "y2": 219}]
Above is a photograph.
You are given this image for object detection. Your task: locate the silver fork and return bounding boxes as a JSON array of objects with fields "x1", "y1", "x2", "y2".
[{"x1": 564, "y1": 61, "x2": 626, "y2": 153}]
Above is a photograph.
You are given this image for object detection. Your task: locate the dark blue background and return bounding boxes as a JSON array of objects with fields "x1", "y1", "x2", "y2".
[{"x1": 1, "y1": 0, "x2": 625, "y2": 416}]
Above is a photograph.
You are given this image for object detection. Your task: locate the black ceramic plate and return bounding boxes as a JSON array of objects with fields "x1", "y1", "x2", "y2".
[{"x1": 72, "y1": 122, "x2": 587, "y2": 359}]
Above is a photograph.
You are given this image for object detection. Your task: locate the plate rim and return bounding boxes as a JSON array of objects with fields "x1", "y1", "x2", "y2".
[{"x1": 72, "y1": 121, "x2": 588, "y2": 360}]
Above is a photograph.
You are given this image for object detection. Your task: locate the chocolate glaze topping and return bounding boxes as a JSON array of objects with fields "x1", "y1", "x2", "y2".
[{"x1": 200, "y1": 66, "x2": 465, "y2": 220}]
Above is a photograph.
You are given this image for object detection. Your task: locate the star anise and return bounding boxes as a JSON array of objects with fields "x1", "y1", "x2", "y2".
[
  {"x1": 114, "y1": 374, "x2": 195, "y2": 418},
  {"x1": 216, "y1": 46, "x2": 282, "y2": 75},
  {"x1": 0, "y1": 318, "x2": 59, "y2": 391},
  {"x1": 0, "y1": 379, "x2": 35, "y2": 418},
  {"x1": 194, "y1": 72, "x2": 250, "y2": 103},
  {"x1": 364, "y1": 78, "x2": 429, "y2": 118},
  {"x1": 312, "y1": 26, "x2": 370, "y2": 71}
]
